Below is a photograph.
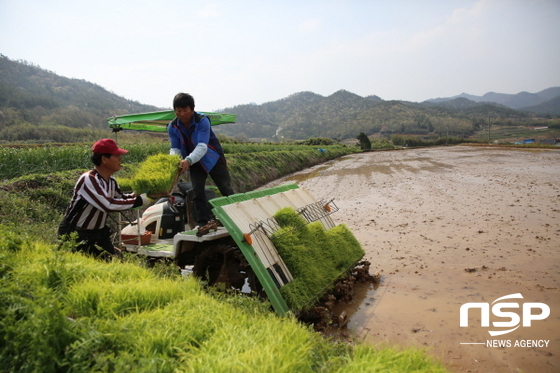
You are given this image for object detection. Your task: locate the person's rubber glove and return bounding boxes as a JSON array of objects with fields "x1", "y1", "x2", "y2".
[{"x1": 140, "y1": 193, "x2": 154, "y2": 207}]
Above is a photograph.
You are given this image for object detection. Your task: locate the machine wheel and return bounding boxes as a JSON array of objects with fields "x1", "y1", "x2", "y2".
[{"x1": 193, "y1": 244, "x2": 263, "y2": 295}]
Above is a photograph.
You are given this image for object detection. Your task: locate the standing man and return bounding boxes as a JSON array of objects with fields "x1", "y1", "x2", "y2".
[
  {"x1": 168, "y1": 92, "x2": 234, "y2": 228},
  {"x1": 58, "y1": 138, "x2": 152, "y2": 259}
]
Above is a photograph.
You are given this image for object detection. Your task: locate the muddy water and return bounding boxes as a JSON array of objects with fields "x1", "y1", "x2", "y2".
[{"x1": 262, "y1": 146, "x2": 560, "y2": 373}]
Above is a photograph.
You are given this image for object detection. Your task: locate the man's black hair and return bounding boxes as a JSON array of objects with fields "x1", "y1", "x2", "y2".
[
  {"x1": 91, "y1": 153, "x2": 112, "y2": 166},
  {"x1": 173, "y1": 93, "x2": 195, "y2": 110}
]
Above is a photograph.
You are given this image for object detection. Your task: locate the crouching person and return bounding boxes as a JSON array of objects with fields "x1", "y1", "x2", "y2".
[{"x1": 58, "y1": 139, "x2": 152, "y2": 260}]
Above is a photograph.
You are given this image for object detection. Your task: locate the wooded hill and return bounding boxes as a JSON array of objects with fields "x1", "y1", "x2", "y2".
[
  {"x1": 214, "y1": 90, "x2": 546, "y2": 141},
  {"x1": 1, "y1": 55, "x2": 558, "y2": 143},
  {"x1": 0, "y1": 55, "x2": 161, "y2": 143}
]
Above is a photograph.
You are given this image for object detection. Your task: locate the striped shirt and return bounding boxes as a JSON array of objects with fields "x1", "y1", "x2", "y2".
[{"x1": 64, "y1": 169, "x2": 137, "y2": 230}]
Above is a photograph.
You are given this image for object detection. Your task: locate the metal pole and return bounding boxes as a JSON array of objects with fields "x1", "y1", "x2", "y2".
[{"x1": 488, "y1": 114, "x2": 491, "y2": 143}]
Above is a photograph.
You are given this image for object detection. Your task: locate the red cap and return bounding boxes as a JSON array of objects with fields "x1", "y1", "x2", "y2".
[{"x1": 92, "y1": 139, "x2": 128, "y2": 155}]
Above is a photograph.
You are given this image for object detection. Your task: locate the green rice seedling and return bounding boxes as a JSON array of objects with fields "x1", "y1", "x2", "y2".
[
  {"x1": 177, "y1": 313, "x2": 318, "y2": 373},
  {"x1": 0, "y1": 224, "x2": 27, "y2": 253},
  {"x1": 113, "y1": 162, "x2": 139, "y2": 192},
  {"x1": 65, "y1": 276, "x2": 199, "y2": 318},
  {"x1": 1, "y1": 225, "x2": 447, "y2": 373},
  {"x1": 334, "y1": 344, "x2": 448, "y2": 373},
  {"x1": 115, "y1": 177, "x2": 134, "y2": 193},
  {"x1": 123, "y1": 153, "x2": 181, "y2": 195},
  {"x1": 0, "y1": 170, "x2": 79, "y2": 239},
  {"x1": 0, "y1": 145, "x2": 91, "y2": 179},
  {"x1": 0, "y1": 241, "x2": 80, "y2": 372},
  {"x1": 65, "y1": 282, "x2": 257, "y2": 371},
  {"x1": 0, "y1": 225, "x2": 29, "y2": 281},
  {"x1": 0, "y1": 142, "x2": 168, "y2": 180},
  {"x1": 271, "y1": 207, "x2": 365, "y2": 310}
]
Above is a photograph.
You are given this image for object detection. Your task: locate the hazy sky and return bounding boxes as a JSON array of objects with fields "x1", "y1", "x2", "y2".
[{"x1": 1, "y1": 0, "x2": 559, "y2": 111}]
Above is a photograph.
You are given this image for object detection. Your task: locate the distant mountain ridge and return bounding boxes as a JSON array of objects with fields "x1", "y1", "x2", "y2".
[
  {"x1": 521, "y1": 95, "x2": 560, "y2": 115},
  {"x1": 426, "y1": 87, "x2": 560, "y2": 112},
  {"x1": 215, "y1": 89, "x2": 532, "y2": 141},
  {"x1": 0, "y1": 55, "x2": 558, "y2": 143}
]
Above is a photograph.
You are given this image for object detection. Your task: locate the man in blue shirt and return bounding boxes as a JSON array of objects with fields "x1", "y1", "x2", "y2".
[{"x1": 168, "y1": 93, "x2": 234, "y2": 228}]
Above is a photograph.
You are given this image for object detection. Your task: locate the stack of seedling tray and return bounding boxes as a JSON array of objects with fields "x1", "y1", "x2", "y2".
[{"x1": 209, "y1": 184, "x2": 364, "y2": 316}]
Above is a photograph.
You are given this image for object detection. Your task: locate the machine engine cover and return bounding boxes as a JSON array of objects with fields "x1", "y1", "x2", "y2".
[{"x1": 121, "y1": 199, "x2": 185, "y2": 239}]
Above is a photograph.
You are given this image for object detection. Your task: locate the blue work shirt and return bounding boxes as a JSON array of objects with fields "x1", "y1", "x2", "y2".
[{"x1": 168, "y1": 112, "x2": 225, "y2": 172}]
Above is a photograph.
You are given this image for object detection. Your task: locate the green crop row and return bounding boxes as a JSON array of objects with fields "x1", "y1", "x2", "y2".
[
  {"x1": 0, "y1": 142, "x2": 357, "y2": 181},
  {"x1": 117, "y1": 154, "x2": 181, "y2": 195},
  {"x1": 0, "y1": 142, "x2": 167, "y2": 181},
  {"x1": 0, "y1": 227, "x2": 447, "y2": 373},
  {"x1": 272, "y1": 208, "x2": 364, "y2": 310}
]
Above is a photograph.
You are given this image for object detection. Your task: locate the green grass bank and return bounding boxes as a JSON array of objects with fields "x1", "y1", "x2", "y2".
[{"x1": 0, "y1": 227, "x2": 447, "y2": 373}]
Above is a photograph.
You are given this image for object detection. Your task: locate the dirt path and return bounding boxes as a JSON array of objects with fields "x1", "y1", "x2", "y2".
[{"x1": 264, "y1": 146, "x2": 560, "y2": 373}]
